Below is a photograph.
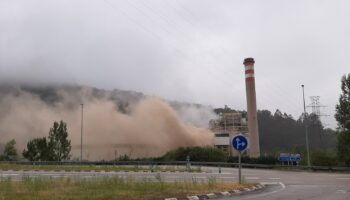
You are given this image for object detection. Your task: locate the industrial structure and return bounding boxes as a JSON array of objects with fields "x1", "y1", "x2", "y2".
[
  {"x1": 210, "y1": 58, "x2": 261, "y2": 157},
  {"x1": 243, "y1": 58, "x2": 260, "y2": 157},
  {"x1": 210, "y1": 106, "x2": 248, "y2": 155}
]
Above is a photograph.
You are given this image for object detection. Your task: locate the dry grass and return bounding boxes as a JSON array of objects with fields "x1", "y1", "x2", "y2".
[{"x1": 0, "y1": 176, "x2": 255, "y2": 200}]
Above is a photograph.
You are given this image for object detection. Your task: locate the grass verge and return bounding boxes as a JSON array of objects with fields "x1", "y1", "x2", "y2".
[{"x1": 0, "y1": 177, "x2": 255, "y2": 200}]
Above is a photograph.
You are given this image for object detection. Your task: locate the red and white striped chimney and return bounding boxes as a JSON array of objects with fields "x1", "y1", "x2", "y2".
[{"x1": 243, "y1": 58, "x2": 260, "y2": 158}]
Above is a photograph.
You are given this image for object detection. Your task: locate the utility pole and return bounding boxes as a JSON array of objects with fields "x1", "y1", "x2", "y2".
[
  {"x1": 80, "y1": 103, "x2": 84, "y2": 162},
  {"x1": 301, "y1": 85, "x2": 311, "y2": 168}
]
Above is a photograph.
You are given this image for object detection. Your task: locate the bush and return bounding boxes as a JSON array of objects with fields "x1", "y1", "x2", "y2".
[
  {"x1": 336, "y1": 131, "x2": 350, "y2": 166},
  {"x1": 228, "y1": 155, "x2": 277, "y2": 165},
  {"x1": 311, "y1": 150, "x2": 337, "y2": 167},
  {"x1": 160, "y1": 146, "x2": 228, "y2": 162}
]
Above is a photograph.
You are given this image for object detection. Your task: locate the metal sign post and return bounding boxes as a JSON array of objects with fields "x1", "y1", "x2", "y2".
[
  {"x1": 238, "y1": 151, "x2": 242, "y2": 184},
  {"x1": 232, "y1": 134, "x2": 248, "y2": 184}
]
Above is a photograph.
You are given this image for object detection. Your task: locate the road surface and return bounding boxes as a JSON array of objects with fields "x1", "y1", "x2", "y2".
[{"x1": 1, "y1": 166, "x2": 349, "y2": 199}]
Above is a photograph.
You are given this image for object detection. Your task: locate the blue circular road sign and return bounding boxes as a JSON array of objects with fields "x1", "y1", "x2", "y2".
[{"x1": 232, "y1": 134, "x2": 248, "y2": 152}]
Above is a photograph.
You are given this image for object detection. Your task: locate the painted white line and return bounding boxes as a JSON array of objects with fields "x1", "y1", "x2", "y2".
[
  {"x1": 336, "y1": 177, "x2": 350, "y2": 180},
  {"x1": 336, "y1": 190, "x2": 347, "y2": 194},
  {"x1": 328, "y1": 174, "x2": 350, "y2": 177},
  {"x1": 193, "y1": 176, "x2": 207, "y2": 179},
  {"x1": 288, "y1": 185, "x2": 322, "y2": 188},
  {"x1": 246, "y1": 177, "x2": 260, "y2": 180},
  {"x1": 42, "y1": 174, "x2": 59, "y2": 176},
  {"x1": 237, "y1": 182, "x2": 286, "y2": 200},
  {"x1": 268, "y1": 177, "x2": 281, "y2": 180},
  {"x1": 1, "y1": 174, "x2": 19, "y2": 176}
]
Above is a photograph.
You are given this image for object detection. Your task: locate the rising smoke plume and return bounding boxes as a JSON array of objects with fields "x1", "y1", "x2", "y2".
[{"x1": 0, "y1": 87, "x2": 214, "y2": 160}]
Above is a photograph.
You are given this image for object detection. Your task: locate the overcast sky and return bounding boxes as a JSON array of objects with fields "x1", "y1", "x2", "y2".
[{"x1": 1, "y1": 0, "x2": 349, "y2": 128}]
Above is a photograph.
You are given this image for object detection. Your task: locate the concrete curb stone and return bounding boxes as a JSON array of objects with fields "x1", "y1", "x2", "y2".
[{"x1": 164, "y1": 183, "x2": 265, "y2": 200}]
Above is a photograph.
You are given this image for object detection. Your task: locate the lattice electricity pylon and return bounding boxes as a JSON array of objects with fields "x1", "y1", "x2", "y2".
[{"x1": 307, "y1": 96, "x2": 328, "y2": 117}]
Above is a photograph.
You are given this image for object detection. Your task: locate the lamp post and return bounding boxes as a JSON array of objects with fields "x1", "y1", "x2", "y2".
[
  {"x1": 80, "y1": 103, "x2": 84, "y2": 162},
  {"x1": 301, "y1": 85, "x2": 311, "y2": 168}
]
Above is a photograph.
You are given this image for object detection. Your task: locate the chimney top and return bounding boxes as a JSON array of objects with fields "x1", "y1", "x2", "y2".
[{"x1": 243, "y1": 58, "x2": 255, "y2": 65}]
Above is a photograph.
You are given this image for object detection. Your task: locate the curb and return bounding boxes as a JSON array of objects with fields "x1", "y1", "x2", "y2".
[{"x1": 164, "y1": 183, "x2": 265, "y2": 200}]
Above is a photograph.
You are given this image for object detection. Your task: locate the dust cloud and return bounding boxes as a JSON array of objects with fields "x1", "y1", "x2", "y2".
[{"x1": 0, "y1": 88, "x2": 214, "y2": 160}]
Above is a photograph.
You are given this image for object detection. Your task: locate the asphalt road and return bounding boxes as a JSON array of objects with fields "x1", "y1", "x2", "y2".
[
  {"x1": 212, "y1": 167, "x2": 350, "y2": 200},
  {"x1": 1, "y1": 166, "x2": 349, "y2": 199}
]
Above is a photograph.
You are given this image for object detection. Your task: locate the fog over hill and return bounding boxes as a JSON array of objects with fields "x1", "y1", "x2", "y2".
[{"x1": 0, "y1": 83, "x2": 216, "y2": 160}]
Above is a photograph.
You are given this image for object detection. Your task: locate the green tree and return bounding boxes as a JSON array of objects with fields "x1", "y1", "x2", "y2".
[
  {"x1": 23, "y1": 137, "x2": 49, "y2": 161},
  {"x1": 311, "y1": 150, "x2": 337, "y2": 167},
  {"x1": 336, "y1": 130, "x2": 350, "y2": 166},
  {"x1": 48, "y1": 121, "x2": 71, "y2": 161},
  {"x1": 3, "y1": 139, "x2": 18, "y2": 161},
  {"x1": 335, "y1": 74, "x2": 350, "y2": 130},
  {"x1": 335, "y1": 74, "x2": 350, "y2": 166}
]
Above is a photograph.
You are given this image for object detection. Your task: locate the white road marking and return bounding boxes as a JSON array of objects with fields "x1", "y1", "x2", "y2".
[
  {"x1": 328, "y1": 174, "x2": 350, "y2": 177},
  {"x1": 269, "y1": 177, "x2": 281, "y2": 180},
  {"x1": 336, "y1": 190, "x2": 347, "y2": 194},
  {"x1": 238, "y1": 182, "x2": 286, "y2": 200},
  {"x1": 246, "y1": 177, "x2": 260, "y2": 180},
  {"x1": 336, "y1": 177, "x2": 350, "y2": 180},
  {"x1": 42, "y1": 174, "x2": 59, "y2": 176},
  {"x1": 1, "y1": 174, "x2": 19, "y2": 176},
  {"x1": 221, "y1": 177, "x2": 235, "y2": 179},
  {"x1": 194, "y1": 176, "x2": 207, "y2": 179},
  {"x1": 288, "y1": 185, "x2": 323, "y2": 188}
]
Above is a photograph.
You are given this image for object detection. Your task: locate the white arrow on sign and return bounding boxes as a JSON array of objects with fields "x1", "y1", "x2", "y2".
[{"x1": 236, "y1": 138, "x2": 246, "y2": 149}]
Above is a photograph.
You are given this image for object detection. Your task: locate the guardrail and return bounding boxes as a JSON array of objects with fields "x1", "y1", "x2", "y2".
[{"x1": 0, "y1": 161, "x2": 349, "y2": 172}]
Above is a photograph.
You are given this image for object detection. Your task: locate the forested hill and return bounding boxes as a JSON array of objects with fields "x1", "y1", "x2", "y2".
[
  {"x1": 0, "y1": 84, "x2": 207, "y2": 114},
  {"x1": 258, "y1": 109, "x2": 336, "y2": 154}
]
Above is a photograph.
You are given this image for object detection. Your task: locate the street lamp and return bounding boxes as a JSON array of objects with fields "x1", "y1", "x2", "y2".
[
  {"x1": 80, "y1": 103, "x2": 84, "y2": 162},
  {"x1": 301, "y1": 85, "x2": 311, "y2": 168}
]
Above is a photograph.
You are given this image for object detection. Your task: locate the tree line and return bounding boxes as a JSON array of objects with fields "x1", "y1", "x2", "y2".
[
  {"x1": 258, "y1": 110, "x2": 336, "y2": 154},
  {"x1": 0, "y1": 121, "x2": 71, "y2": 162}
]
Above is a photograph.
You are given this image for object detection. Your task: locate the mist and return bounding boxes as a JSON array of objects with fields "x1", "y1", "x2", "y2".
[{"x1": 0, "y1": 87, "x2": 214, "y2": 160}]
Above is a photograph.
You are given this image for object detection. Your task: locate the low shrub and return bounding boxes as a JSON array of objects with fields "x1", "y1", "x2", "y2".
[{"x1": 160, "y1": 146, "x2": 228, "y2": 162}]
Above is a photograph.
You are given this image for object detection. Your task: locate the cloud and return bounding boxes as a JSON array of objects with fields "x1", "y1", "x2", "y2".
[{"x1": 1, "y1": 0, "x2": 350, "y2": 128}]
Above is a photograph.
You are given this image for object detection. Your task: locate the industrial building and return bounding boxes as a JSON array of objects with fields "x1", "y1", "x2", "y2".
[
  {"x1": 211, "y1": 57, "x2": 261, "y2": 157},
  {"x1": 210, "y1": 106, "x2": 248, "y2": 155}
]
